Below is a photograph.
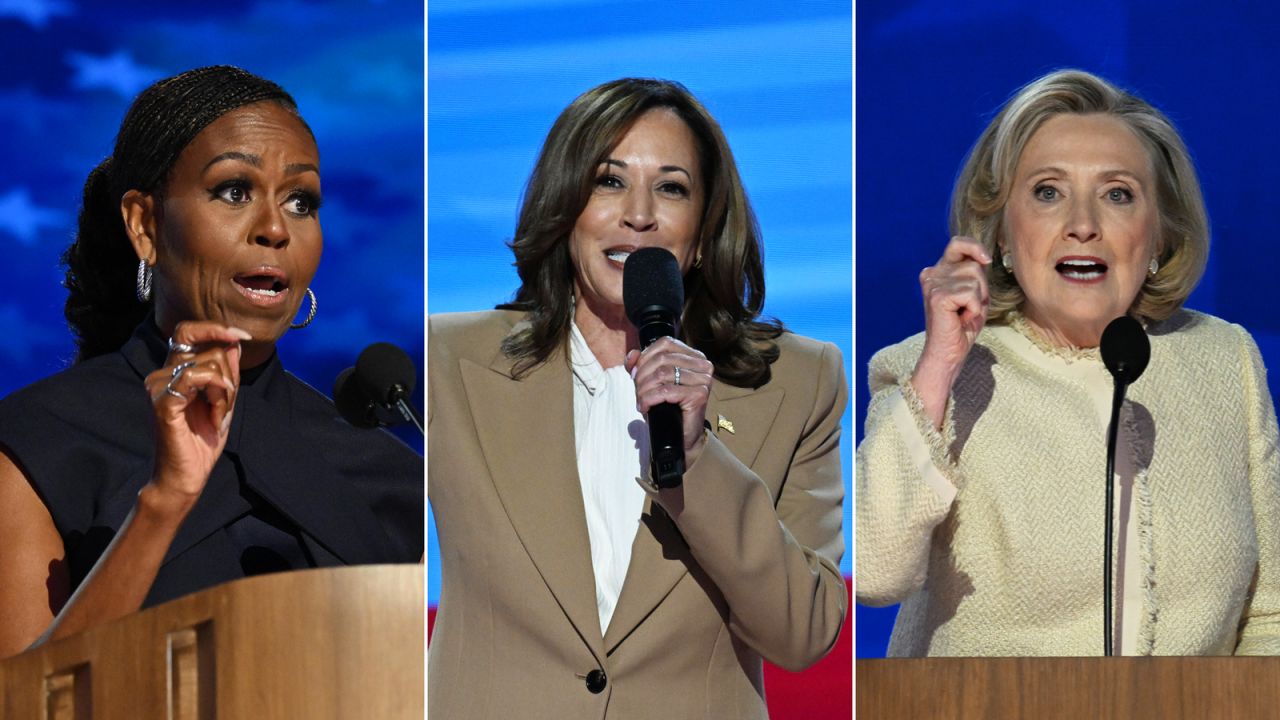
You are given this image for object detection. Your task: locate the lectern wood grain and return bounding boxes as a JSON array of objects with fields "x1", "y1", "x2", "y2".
[
  {"x1": 0, "y1": 565, "x2": 423, "y2": 720},
  {"x1": 857, "y1": 657, "x2": 1280, "y2": 720}
]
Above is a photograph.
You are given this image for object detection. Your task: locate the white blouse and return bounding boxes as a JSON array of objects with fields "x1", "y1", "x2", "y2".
[{"x1": 569, "y1": 322, "x2": 648, "y2": 635}]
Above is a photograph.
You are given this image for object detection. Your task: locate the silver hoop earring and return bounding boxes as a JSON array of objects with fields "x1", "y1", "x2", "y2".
[
  {"x1": 136, "y1": 260, "x2": 152, "y2": 302},
  {"x1": 290, "y1": 288, "x2": 317, "y2": 329},
  {"x1": 1001, "y1": 252, "x2": 1014, "y2": 273},
  {"x1": 1148, "y1": 258, "x2": 1159, "y2": 276}
]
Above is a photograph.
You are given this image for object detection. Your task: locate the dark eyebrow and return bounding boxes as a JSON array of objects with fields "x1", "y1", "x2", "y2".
[
  {"x1": 660, "y1": 165, "x2": 692, "y2": 181},
  {"x1": 203, "y1": 151, "x2": 259, "y2": 172},
  {"x1": 201, "y1": 153, "x2": 319, "y2": 177},
  {"x1": 601, "y1": 158, "x2": 692, "y2": 181}
]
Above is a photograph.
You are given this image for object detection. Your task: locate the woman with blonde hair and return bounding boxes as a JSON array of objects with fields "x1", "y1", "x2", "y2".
[{"x1": 857, "y1": 69, "x2": 1280, "y2": 656}]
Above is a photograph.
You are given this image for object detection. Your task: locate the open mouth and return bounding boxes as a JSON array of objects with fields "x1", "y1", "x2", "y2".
[
  {"x1": 232, "y1": 269, "x2": 291, "y2": 305},
  {"x1": 604, "y1": 248, "x2": 632, "y2": 265},
  {"x1": 234, "y1": 275, "x2": 288, "y2": 296},
  {"x1": 1056, "y1": 258, "x2": 1107, "y2": 282}
]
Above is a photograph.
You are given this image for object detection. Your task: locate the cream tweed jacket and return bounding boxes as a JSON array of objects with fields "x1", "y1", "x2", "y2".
[{"x1": 856, "y1": 310, "x2": 1280, "y2": 655}]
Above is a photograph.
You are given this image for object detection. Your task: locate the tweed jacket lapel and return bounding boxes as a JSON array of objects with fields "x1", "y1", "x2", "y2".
[
  {"x1": 461, "y1": 344, "x2": 605, "y2": 652},
  {"x1": 603, "y1": 376, "x2": 785, "y2": 652}
]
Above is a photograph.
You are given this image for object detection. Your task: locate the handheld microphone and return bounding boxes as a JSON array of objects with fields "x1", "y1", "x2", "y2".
[
  {"x1": 623, "y1": 247, "x2": 685, "y2": 489},
  {"x1": 1099, "y1": 315, "x2": 1150, "y2": 656}
]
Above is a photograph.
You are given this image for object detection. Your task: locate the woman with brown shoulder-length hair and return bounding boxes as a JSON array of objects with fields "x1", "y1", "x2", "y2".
[
  {"x1": 428, "y1": 78, "x2": 847, "y2": 719},
  {"x1": 498, "y1": 78, "x2": 782, "y2": 387}
]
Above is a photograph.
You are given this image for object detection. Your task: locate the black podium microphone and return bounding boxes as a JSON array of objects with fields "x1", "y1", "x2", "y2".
[
  {"x1": 1099, "y1": 315, "x2": 1150, "y2": 656},
  {"x1": 623, "y1": 247, "x2": 685, "y2": 489},
  {"x1": 333, "y1": 342, "x2": 424, "y2": 435},
  {"x1": 333, "y1": 366, "x2": 380, "y2": 428}
]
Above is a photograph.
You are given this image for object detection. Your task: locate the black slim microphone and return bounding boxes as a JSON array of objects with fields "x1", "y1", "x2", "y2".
[
  {"x1": 1102, "y1": 317, "x2": 1150, "y2": 385},
  {"x1": 623, "y1": 247, "x2": 685, "y2": 489},
  {"x1": 1099, "y1": 315, "x2": 1150, "y2": 657}
]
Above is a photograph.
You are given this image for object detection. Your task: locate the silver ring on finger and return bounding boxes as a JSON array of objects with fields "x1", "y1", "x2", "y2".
[
  {"x1": 674, "y1": 366, "x2": 682, "y2": 386},
  {"x1": 164, "y1": 375, "x2": 187, "y2": 399},
  {"x1": 171, "y1": 360, "x2": 197, "y2": 379},
  {"x1": 168, "y1": 337, "x2": 196, "y2": 354}
]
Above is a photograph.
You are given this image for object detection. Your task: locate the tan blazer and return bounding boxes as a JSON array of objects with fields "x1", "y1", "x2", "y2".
[{"x1": 427, "y1": 310, "x2": 847, "y2": 719}]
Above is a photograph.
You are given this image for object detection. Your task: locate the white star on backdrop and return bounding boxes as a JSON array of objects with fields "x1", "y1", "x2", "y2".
[
  {"x1": 66, "y1": 50, "x2": 163, "y2": 99},
  {"x1": 0, "y1": 188, "x2": 64, "y2": 245},
  {"x1": 0, "y1": 0, "x2": 73, "y2": 28}
]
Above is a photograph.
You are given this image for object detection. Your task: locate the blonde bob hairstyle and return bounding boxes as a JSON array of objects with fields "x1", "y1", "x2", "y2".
[{"x1": 950, "y1": 69, "x2": 1209, "y2": 326}]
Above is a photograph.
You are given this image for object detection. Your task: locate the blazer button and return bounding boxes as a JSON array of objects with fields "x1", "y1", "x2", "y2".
[{"x1": 585, "y1": 669, "x2": 607, "y2": 694}]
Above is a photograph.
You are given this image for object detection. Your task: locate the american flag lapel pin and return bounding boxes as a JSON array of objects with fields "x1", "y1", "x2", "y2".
[{"x1": 717, "y1": 413, "x2": 735, "y2": 435}]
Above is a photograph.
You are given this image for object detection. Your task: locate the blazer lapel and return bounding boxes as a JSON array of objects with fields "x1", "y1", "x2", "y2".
[
  {"x1": 602, "y1": 494, "x2": 690, "y2": 651},
  {"x1": 705, "y1": 382, "x2": 785, "y2": 473},
  {"x1": 461, "y1": 348, "x2": 604, "y2": 652},
  {"x1": 603, "y1": 380, "x2": 785, "y2": 651}
]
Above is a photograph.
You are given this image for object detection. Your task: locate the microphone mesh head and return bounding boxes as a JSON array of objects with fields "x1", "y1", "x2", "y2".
[
  {"x1": 623, "y1": 247, "x2": 684, "y2": 324},
  {"x1": 1100, "y1": 315, "x2": 1150, "y2": 384},
  {"x1": 333, "y1": 366, "x2": 379, "y2": 428},
  {"x1": 354, "y1": 342, "x2": 417, "y2": 403}
]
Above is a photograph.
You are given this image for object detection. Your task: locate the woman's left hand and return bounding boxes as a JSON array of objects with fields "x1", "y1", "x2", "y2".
[{"x1": 626, "y1": 337, "x2": 715, "y2": 468}]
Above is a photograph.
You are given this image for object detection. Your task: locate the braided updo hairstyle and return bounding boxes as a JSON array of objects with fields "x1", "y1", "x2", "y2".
[{"x1": 62, "y1": 65, "x2": 307, "y2": 362}]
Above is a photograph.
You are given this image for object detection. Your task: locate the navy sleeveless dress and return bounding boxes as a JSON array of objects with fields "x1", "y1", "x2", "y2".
[{"x1": 0, "y1": 320, "x2": 422, "y2": 607}]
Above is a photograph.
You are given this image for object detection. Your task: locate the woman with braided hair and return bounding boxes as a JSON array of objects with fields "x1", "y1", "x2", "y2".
[{"x1": 0, "y1": 66, "x2": 422, "y2": 658}]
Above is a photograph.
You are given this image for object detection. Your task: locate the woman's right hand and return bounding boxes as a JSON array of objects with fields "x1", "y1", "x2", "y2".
[
  {"x1": 910, "y1": 236, "x2": 991, "y2": 428},
  {"x1": 142, "y1": 321, "x2": 250, "y2": 507}
]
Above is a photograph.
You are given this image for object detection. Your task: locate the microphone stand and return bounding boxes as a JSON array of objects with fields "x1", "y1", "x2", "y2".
[
  {"x1": 392, "y1": 394, "x2": 424, "y2": 435},
  {"x1": 1099, "y1": 314, "x2": 1150, "y2": 658},
  {"x1": 1103, "y1": 380, "x2": 1128, "y2": 658}
]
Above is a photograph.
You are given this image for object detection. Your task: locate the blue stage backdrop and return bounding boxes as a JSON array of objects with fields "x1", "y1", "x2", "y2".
[
  {"x1": 427, "y1": 1, "x2": 853, "y2": 608},
  {"x1": 0, "y1": 0, "x2": 424, "y2": 450},
  {"x1": 857, "y1": 2, "x2": 1280, "y2": 656}
]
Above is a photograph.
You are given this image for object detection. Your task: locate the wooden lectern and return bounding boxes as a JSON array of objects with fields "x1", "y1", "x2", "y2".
[
  {"x1": 0, "y1": 565, "x2": 423, "y2": 719},
  {"x1": 858, "y1": 656, "x2": 1280, "y2": 719}
]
